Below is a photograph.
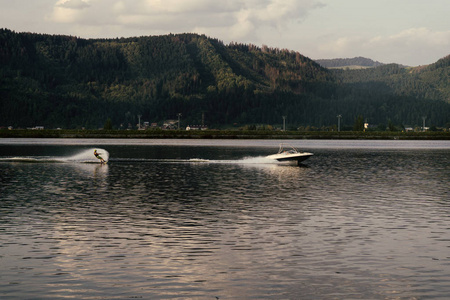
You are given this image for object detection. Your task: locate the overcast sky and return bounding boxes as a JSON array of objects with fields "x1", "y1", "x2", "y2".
[{"x1": 1, "y1": 0, "x2": 449, "y2": 66}]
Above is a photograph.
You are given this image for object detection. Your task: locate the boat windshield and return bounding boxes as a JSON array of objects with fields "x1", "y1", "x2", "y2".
[{"x1": 278, "y1": 144, "x2": 299, "y2": 154}]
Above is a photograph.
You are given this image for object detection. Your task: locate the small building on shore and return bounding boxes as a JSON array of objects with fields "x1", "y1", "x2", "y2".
[{"x1": 186, "y1": 125, "x2": 208, "y2": 131}]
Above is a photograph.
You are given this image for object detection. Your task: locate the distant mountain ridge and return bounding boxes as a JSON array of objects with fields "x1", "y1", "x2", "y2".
[{"x1": 315, "y1": 57, "x2": 385, "y2": 69}]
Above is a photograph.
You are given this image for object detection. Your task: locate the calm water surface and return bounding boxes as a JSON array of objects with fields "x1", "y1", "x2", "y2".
[{"x1": 1, "y1": 139, "x2": 449, "y2": 299}]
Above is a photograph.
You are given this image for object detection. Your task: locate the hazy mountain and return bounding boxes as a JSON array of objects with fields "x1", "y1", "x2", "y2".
[{"x1": 315, "y1": 57, "x2": 385, "y2": 69}]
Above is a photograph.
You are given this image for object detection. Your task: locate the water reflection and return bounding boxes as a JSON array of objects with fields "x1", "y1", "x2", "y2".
[{"x1": 1, "y1": 143, "x2": 449, "y2": 299}]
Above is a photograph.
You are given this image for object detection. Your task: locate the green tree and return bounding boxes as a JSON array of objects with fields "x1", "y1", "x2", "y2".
[
  {"x1": 376, "y1": 123, "x2": 386, "y2": 131},
  {"x1": 104, "y1": 118, "x2": 113, "y2": 130},
  {"x1": 353, "y1": 115, "x2": 364, "y2": 131},
  {"x1": 388, "y1": 119, "x2": 396, "y2": 131}
]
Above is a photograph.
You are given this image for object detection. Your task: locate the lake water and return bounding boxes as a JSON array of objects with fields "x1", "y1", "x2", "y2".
[{"x1": 1, "y1": 139, "x2": 449, "y2": 299}]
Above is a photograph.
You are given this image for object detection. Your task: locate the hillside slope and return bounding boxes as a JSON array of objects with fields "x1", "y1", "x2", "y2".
[
  {"x1": 0, "y1": 29, "x2": 449, "y2": 129},
  {"x1": 333, "y1": 55, "x2": 450, "y2": 102}
]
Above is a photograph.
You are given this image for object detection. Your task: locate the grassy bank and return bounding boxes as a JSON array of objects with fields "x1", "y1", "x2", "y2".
[{"x1": 1, "y1": 129, "x2": 449, "y2": 140}]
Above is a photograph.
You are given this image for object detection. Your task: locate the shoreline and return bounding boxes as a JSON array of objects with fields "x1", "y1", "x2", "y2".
[{"x1": 1, "y1": 130, "x2": 449, "y2": 140}]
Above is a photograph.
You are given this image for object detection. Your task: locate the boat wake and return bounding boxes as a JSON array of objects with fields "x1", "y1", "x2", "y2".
[
  {"x1": 1, "y1": 152, "x2": 301, "y2": 166},
  {"x1": 0, "y1": 157, "x2": 64, "y2": 163},
  {"x1": 0, "y1": 148, "x2": 110, "y2": 164},
  {"x1": 185, "y1": 156, "x2": 305, "y2": 166},
  {"x1": 137, "y1": 156, "x2": 282, "y2": 165},
  {"x1": 226, "y1": 157, "x2": 279, "y2": 164}
]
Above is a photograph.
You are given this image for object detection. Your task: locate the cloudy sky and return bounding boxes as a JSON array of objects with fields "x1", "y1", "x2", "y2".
[{"x1": 1, "y1": 0, "x2": 449, "y2": 66}]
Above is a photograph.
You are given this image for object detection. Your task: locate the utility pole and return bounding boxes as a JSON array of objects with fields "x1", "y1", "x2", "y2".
[
  {"x1": 422, "y1": 116, "x2": 426, "y2": 132},
  {"x1": 138, "y1": 114, "x2": 142, "y2": 130},
  {"x1": 337, "y1": 114, "x2": 342, "y2": 132},
  {"x1": 282, "y1": 116, "x2": 286, "y2": 131},
  {"x1": 177, "y1": 113, "x2": 182, "y2": 130}
]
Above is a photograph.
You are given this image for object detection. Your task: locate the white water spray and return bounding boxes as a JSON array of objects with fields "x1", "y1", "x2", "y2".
[
  {"x1": 207, "y1": 156, "x2": 278, "y2": 165},
  {"x1": 237, "y1": 156, "x2": 278, "y2": 164},
  {"x1": 67, "y1": 148, "x2": 109, "y2": 163}
]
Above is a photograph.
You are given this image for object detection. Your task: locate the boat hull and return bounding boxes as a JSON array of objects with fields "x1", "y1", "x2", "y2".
[{"x1": 266, "y1": 153, "x2": 314, "y2": 164}]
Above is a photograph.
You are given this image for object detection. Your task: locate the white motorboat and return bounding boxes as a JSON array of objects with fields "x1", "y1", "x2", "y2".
[{"x1": 266, "y1": 144, "x2": 313, "y2": 164}]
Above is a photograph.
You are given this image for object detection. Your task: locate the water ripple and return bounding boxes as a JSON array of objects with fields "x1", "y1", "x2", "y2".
[{"x1": 1, "y1": 144, "x2": 449, "y2": 299}]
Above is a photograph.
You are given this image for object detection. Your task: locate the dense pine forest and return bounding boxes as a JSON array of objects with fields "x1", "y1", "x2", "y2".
[{"x1": 0, "y1": 29, "x2": 449, "y2": 130}]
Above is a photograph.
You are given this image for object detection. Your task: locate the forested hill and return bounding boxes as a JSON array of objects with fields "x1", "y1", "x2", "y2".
[
  {"x1": 333, "y1": 55, "x2": 450, "y2": 102},
  {"x1": 0, "y1": 29, "x2": 449, "y2": 130},
  {"x1": 315, "y1": 57, "x2": 384, "y2": 69}
]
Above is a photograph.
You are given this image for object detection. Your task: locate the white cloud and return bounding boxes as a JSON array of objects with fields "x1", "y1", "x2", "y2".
[
  {"x1": 229, "y1": 9, "x2": 255, "y2": 39},
  {"x1": 315, "y1": 28, "x2": 450, "y2": 65},
  {"x1": 46, "y1": 0, "x2": 324, "y2": 41},
  {"x1": 49, "y1": 0, "x2": 90, "y2": 23},
  {"x1": 224, "y1": 0, "x2": 325, "y2": 40},
  {"x1": 57, "y1": 0, "x2": 90, "y2": 9},
  {"x1": 141, "y1": 0, "x2": 238, "y2": 14},
  {"x1": 255, "y1": 0, "x2": 321, "y2": 23},
  {"x1": 373, "y1": 28, "x2": 450, "y2": 48}
]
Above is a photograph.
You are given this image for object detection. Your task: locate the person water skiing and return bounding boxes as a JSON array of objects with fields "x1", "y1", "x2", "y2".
[{"x1": 94, "y1": 149, "x2": 106, "y2": 163}]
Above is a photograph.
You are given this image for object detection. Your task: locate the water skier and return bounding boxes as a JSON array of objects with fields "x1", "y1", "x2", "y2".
[{"x1": 94, "y1": 149, "x2": 106, "y2": 163}]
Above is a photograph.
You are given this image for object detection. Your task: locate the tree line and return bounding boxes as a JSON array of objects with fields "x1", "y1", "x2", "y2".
[{"x1": 0, "y1": 29, "x2": 449, "y2": 130}]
